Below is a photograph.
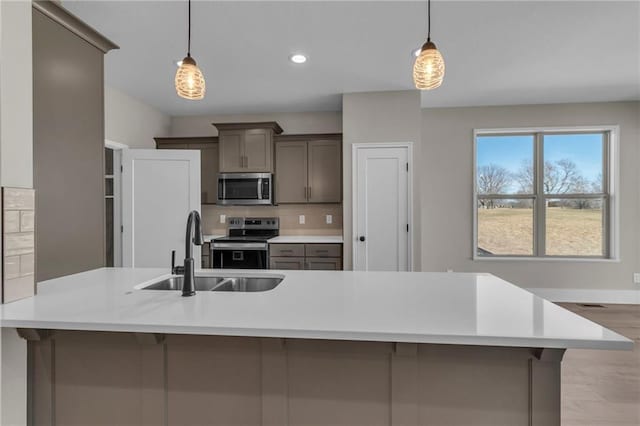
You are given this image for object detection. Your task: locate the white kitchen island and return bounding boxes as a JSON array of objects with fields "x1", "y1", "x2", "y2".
[{"x1": 0, "y1": 268, "x2": 632, "y2": 426}]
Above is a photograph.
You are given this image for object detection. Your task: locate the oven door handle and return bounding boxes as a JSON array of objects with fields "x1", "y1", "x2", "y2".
[{"x1": 213, "y1": 243, "x2": 268, "y2": 251}]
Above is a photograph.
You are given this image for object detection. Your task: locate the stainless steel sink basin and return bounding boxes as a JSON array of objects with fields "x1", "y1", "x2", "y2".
[
  {"x1": 142, "y1": 276, "x2": 225, "y2": 292},
  {"x1": 139, "y1": 274, "x2": 283, "y2": 293},
  {"x1": 212, "y1": 277, "x2": 282, "y2": 292}
]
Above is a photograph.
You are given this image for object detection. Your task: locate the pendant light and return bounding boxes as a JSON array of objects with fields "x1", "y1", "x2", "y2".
[
  {"x1": 413, "y1": 0, "x2": 445, "y2": 90},
  {"x1": 175, "y1": 0, "x2": 206, "y2": 100}
]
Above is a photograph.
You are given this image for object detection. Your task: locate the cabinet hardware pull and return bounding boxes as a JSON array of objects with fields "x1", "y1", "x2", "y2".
[{"x1": 308, "y1": 186, "x2": 311, "y2": 199}]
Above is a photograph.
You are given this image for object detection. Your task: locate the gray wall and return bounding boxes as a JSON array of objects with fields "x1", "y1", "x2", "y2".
[
  {"x1": 105, "y1": 86, "x2": 171, "y2": 148},
  {"x1": 33, "y1": 8, "x2": 106, "y2": 281},
  {"x1": 342, "y1": 91, "x2": 422, "y2": 270},
  {"x1": 421, "y1": 101, "x2": 640, "y2": 290}
]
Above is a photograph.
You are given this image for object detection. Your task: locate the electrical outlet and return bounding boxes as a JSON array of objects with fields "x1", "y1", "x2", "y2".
[
  {"x1": 446, "y1": 269, "x2": 453, "y2": 273},
  {"x1": 326, "y1": 214, "x2": 333, "y2": 224},
  {"x1": 299, "y1": 215, "x2": 305, "y2": 225},
  {"x1": 219, "y1": 214, "x2": 226, "y2": 224},
  {"x1": 634, "y1": 273, "x2": 640, "y2": 284}
]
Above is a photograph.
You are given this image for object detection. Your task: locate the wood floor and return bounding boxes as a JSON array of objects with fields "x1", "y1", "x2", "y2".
[{"x1": 558, "y1": 303, "x2": 640, "y2": 426}]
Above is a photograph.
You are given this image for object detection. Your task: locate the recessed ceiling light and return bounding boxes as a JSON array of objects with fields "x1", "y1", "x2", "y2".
[{"x1": 289, "y1": 54, "x2": 307, "y2": 64}]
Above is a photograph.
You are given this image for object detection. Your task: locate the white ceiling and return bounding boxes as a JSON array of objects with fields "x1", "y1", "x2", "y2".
[{"x1": 62, "y1": 1, "x2": 640, "y2": 116}]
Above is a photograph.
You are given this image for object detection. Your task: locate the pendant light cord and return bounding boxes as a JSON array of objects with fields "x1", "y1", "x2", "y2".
[
  {"x1": 187, "y1": 0, "x2": 192, "y2": 57},
  {"x1": 427, "y1": 0, "x2": 431, "y2": 42}
]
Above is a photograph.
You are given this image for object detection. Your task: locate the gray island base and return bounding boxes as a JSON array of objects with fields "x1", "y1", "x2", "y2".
[{"x1": 26, "y1": 330, "x2": 562, "y2": 426}]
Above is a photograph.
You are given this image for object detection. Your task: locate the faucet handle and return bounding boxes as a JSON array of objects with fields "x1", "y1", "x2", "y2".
[{"x1": 171, "y1": 250, "x2": 185, "y2": 275}]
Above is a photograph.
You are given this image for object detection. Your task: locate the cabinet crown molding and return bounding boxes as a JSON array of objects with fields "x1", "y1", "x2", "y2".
[
  {"x1": 33, "y1": 0, "x2": 119, "y2": 53},
  {"x1": 212, "y1": 121, "x2": 284, "y2": 135}
]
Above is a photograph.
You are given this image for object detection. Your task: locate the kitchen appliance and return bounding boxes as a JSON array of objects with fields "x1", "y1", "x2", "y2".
[
  {"x1": 217, "y1": 173, "x2": 273, "y2": 205},
  {"x1": 212, "y1": 217, "x2": 279, "y2": 269}
]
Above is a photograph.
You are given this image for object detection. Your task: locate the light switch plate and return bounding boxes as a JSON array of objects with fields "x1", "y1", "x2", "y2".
[
  {"x1": 326, "y1": 215, "x2": 333, "y2": 224},
  {"x1": 299, "y1": 215, "x2": 305, "y2": 225},
  {"x1": 220, "y1": 214, "x2": 226, "y2": 224},
  {"x1": 634, "y1": 273, "x2": 640, "y2": 284}
]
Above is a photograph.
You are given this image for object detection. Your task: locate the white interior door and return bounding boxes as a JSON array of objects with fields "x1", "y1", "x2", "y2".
[
  {"x1": 353, "y1": 145, "x2": 411, "y2": 271},
  {"x1": 122, "y1": 149, "x2": 201, "y2": 268}
]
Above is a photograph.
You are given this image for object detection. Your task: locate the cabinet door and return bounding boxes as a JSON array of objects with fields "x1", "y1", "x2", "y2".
[
  {"x1": 275, "y1": 142, "x2": 308, "y2": 203},
  {"x1": 304, "y1": 257, "x2": 343, "y2": 270},
  {"x1": 270, "y1": 244, "x2": 305, "y2": 257},
  {"x1": 269, "y1": 256, "x2": 305, "y2": 270},
  {"x1": 305, "y1": 244, "x2": 342, "y2": 258},
  {"x1": 191, "y1": 143, "x2": 219, "y2": 204},
  {"x1": 219, "y1": 131, "x2": 244, "y2": 172},
  {"x1": 244, "y1": 129, "x2": 273, "y2": 172},
  {"x1": 307, "y1": 140, "x2": 342, "y2": 203}
]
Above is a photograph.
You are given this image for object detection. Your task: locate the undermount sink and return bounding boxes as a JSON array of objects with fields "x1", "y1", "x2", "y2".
[{"x1": 139, "y1": 274, "x2": 283, "y2": 293}]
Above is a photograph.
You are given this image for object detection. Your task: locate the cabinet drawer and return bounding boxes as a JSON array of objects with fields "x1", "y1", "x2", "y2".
[
  {"x1": 270, "y1": 244, "x2": 304, "y2": 257},
  {"x1": 305, "y1": 257, "x2": 343, "y2": 271},
  {"x1": 269, "y1": 257, "x2": 304, "y2": 270},
  {"x1": 305, "y1": 244, "x2": 342, "y2": 258}
]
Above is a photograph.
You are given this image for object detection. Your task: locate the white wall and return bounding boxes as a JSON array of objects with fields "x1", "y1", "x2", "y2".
[
  {"x1": 105, "y1": 86, "x2": 170, "y2": 148},
  {"x1": 342, "y1": 91, "x2": 422, "y2": 270},
  {"x1": 170, "y1": 111, "x2": 342, "y2": 137},
  {"x1": 0, "y1": 1, "x2": 31, "y2": 423},
  {"x1": 0, "y1": 0, "x2": 33, "y2": 189},
  {"x1": 421, "y1": 101, "x2": 640, "y2": 290}
]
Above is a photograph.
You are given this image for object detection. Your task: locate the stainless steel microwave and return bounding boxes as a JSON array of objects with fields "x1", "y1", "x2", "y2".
[{"x1": 217, "y1": 173, "x2": 273, "y2": 205}]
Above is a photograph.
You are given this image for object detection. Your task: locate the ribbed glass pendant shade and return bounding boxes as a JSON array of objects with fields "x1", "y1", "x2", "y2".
[
  {"x1": 413, "y1": 40, "x2": 445, "y2": 90},
  {"x1": 175, "y1": 56, "x2": 206, "y2": 100}
]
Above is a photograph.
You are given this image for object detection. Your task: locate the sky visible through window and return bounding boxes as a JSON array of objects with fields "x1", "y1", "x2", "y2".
[{"x1": 477, "y1": 133, "x2": 603, "y2": 194}]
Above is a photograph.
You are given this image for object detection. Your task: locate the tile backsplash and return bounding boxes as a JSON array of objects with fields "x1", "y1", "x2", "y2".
[
  {"x1": 202, "y1": 204, "x2": 343, "y2": 236},
  {"x1": 2, "y1": 187, "x2": 35, "y2": 304}
]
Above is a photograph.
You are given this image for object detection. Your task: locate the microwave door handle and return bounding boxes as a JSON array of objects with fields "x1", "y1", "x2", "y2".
[{"x1": 257, "y1": 178, "x2": 262, "y2": 200}]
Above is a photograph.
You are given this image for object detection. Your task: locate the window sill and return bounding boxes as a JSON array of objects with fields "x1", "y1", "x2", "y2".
[{"x1": 473, "y1": 256, "x2": 620, "y2": 263}]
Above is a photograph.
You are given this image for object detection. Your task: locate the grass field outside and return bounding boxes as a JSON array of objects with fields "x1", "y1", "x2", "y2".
[{"x1": 477, "y1": 207, "x2": 603, "y2": 257}]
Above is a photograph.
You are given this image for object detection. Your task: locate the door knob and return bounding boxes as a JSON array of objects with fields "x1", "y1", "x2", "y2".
[{"x1": 359, "y1": 236, "x2": 366, "y2": 242}]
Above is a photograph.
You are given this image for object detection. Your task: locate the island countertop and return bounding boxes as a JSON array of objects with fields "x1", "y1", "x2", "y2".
[{"x1": 0, "y1": 268, "x2": 632, "y2": 350}]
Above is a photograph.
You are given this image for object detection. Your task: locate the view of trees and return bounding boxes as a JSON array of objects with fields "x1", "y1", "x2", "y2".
[{"x1": 478, "y1": 158, "x2": 602, "y2": 209}]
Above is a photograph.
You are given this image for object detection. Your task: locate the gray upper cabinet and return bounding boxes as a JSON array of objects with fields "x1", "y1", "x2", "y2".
[
  {"x1": 275, "y1": 141, "x2": 308, "y2": 203},
  {"x1": 214, "y1": 122, "x2": 283, "y2": 173},
  {"x1": 275, "y1": 135, "x2": 342, "y2": 204},
  {"x1": 308, "y1": 140, "x2": 342, "y2": 203},
  {"x1": 155, "y1": 137, "x2": 219, "y2": 204},
  {"x1": 218, "y1": 130, "x2": 244, "y2": 172}
]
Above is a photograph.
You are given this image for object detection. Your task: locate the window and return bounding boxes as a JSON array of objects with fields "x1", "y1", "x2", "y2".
[{"x1": 474, "y1": 128, "x2": 616, "y2": 259}]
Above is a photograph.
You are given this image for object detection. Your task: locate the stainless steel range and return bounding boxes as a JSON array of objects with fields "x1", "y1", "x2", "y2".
[{"x1": 211, "y1": 217, "x2": 279, "y2": 269}]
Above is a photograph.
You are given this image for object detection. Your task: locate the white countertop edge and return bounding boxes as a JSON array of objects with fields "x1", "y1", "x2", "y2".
[
  {"x1": 1, "y1": 319, "x2": 632, "y2": 351},
  {"x1": 527, "y1": 288, "x2": 640, "y2": 305}
]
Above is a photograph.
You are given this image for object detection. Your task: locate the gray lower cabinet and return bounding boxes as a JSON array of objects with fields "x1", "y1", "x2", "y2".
[
  {"x1": 201, "y1": 242, "x2": 210, "y2": 268},
  {"x1": 269, "y1": 243, "x2": 342, "y2": 270},
  {"x1": 305, "y1": 257, "x2": 343, "y2": 270},
  {"x1": 155, "y1": 137, "x2": 219, "y2": 204},
  {"x1": 269, "y1": 257, "x2": 305, "y2": 270},
  {"x1": 275, "y1": 136, "x2": 342, "y2": 204}
]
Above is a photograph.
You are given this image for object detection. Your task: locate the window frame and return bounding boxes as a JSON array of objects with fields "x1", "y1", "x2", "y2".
[{"x1": 472, "y1": 125, "x2": 619, "y2": 262}]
